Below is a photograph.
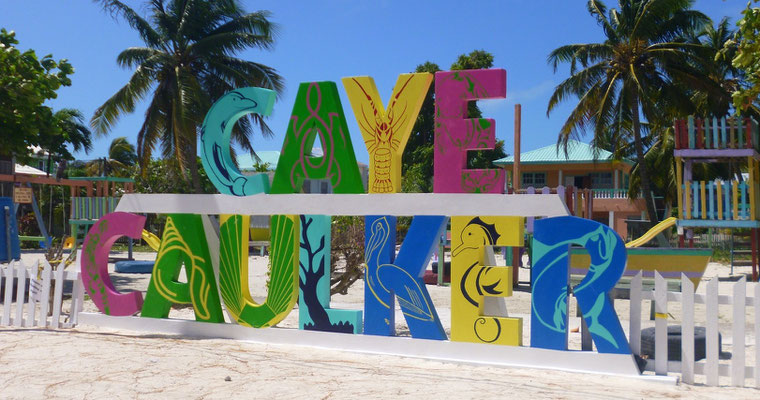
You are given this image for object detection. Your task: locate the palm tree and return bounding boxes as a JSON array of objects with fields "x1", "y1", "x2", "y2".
[
  {"x1": 91, "y1": 0, "x2": 284, "y2": 192},
  {"x1": 40, "y1": 108, "x2": 93, "y2": 176},
  {"x1": 690, "y1": 17, "x2": 743, "y2": 117},
  {"x1": 547, "y1": 0, "x2": 715, "y2": 224},
  {"x1": 86, "y1": 137, "x2": 137, "y2": 177}
]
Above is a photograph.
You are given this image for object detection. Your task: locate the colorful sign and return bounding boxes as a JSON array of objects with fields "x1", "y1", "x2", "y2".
[{"x1": 80, "y1": 71, "x2": 633, "y2": 366}]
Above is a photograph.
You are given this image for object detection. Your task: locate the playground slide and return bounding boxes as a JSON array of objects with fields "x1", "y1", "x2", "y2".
[
  {"x1": 625, "y1": 217, "x2": 676, "y2": 248},
  {"x1": 141, "y1": 230, "x2": 161, "y2": 251}
]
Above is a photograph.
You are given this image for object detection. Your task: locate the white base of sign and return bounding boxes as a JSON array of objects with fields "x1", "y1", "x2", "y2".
[{"x1": 78, "y1": 313, "x2": 676, "y2": 385}]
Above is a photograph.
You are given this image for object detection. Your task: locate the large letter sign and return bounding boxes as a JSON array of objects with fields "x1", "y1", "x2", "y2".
[
  {"x1": 271, "y1": 82, "x2": 365, "y2": 195},
  {"x1": 218, "y1": 214, "x2": 299, "y2": 328},
  {"x1": 298, "y1": 214, "x2": 361, "y2": 332},
  {"x1": 450, "y1": 216, "x2": 524, "y2": 345},
  {"x1": 271, "y1": 81, "x2": 365, "y2": 333},
  {"x1": 80, "y1": 212, "x2": 145, "y2": 316},
  {"x1": 434, "y1": 69, "x2": 506, "y2": 194},
  {"x1": 342, "y1": 73, "x2": 432, "y2": 193},
  {"x1": 364, "y1": 215, "x2": 447, "y2": 340},
  {"x1": 141, "y1": 214, "x2": 224, "y2": 323},
  {"x1": 531, "y1": 216, "x2": 631, "y2": 354},
  {"x1": 200, "y1": 87, "x2": 275, "y2": 196},
  {"x1": 76, "y1": 68, "x2": 650, "y2": 380}
]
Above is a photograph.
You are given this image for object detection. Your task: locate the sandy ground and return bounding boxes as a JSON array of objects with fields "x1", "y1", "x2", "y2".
[{"x1": 1, "y1": 250, "x2": 759, "y2": 398}]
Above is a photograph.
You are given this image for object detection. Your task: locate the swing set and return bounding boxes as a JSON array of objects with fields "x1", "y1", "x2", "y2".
[{"x1": 0, "y1": 172, "x2": 135, "y2": 262}]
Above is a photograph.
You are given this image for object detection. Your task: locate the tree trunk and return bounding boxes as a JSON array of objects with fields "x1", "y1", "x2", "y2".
[
  {"x1": 629, "y1": 90, "x2": 659, "y2": 226},
  {"x1": 187, "y1": 140, "x2": 203, "y2": 194}
]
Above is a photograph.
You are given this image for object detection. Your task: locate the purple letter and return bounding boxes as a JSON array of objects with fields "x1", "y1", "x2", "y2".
[
  {"x1": 434, "y1": 69, "x2": 506, "y2": 193},
  {"x1": 80, "y1": 212, "x2": 145, "y2": 316}
]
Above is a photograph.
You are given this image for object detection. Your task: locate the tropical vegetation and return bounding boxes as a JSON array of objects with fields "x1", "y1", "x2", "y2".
[
  {"x1": 546, "y1": 0, "x2": 728, "y2": 224},
  {"x1": 86, "y1": 137, "x2": 137, "y2": 177},
  {"x1": 91, "y1": 0, "x2": 284, "y2": 192},
  {"x1": 0, "y1": 28, "x2": 82, "y2": 164},
  {"x1": 731, "y1": 0, "x2": 760, "y2": 114},
  {"x1": 402, "y1": 50, "x2": 507, "y2": 193}
]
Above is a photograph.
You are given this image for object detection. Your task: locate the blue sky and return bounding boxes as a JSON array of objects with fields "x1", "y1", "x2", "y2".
[{"x1": 0, "y1": 0, "x2": 747, "y2": 165}]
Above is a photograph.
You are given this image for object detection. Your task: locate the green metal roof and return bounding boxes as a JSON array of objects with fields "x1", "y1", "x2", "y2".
[
  {"x1": 494, "y1": 139, "x2": 632, "y2": 166},
  {"x1": 236, "y1": 151, "x2": 282, "y2": 171}
]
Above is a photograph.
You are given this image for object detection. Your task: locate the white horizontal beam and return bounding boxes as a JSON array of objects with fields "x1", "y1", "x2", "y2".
[
  {"x1": 77, "y1": 313, "x2": 671, "y2": 382},
  {"x1": 114, "y1": 193, "x2": 570, "y2": 217}
]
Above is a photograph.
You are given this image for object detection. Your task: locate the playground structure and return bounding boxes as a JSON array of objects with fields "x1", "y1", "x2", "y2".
[
  {"x1": 674, "y1": 115, "x2": 760, "y2": 281},
  {"x1": 67, "y1": 176, "x2": 135, "y2": 254},
  {"x1": 0, "y1": 171, "x2": 94, "y2": 257},
  {"x1": 626, "y1": 217, "x2": 677, "y2": 248}
]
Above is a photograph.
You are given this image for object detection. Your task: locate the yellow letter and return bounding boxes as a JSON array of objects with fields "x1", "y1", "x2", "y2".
[
  {"x1": 450, "y1": 216, "x2": 524, "y2": 345},
  {"x1": 342, "y1": 73, "x2": 432, "y2": 193}
]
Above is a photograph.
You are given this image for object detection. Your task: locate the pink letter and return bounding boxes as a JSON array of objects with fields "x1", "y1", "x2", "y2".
[
  {"x1": 80, "y1": 212, "x2": 145, "y2": 316},
  {"x1": 434, "y1": 69, "x2": 506, "y2": 193}
]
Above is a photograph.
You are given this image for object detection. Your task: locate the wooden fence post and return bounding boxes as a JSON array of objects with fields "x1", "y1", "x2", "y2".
[
  {"x1": 629, "y1": 271, "x2": 642, "y2": 356},
  {"x1": 654, "y1": 272, "x2": 668, "y2": 375},
  {"x1": 706, "y1": 278, "x2": 719, "y2": 386},
  {"x1": 14, "y1": 264, "x2": 25, "y2": 327},
  {"x1": 732, "y1": 276, "x2": 746, "y2": 386},
  {"x1": 681, "y1": 274, "x2": 695, "y2": 384}
]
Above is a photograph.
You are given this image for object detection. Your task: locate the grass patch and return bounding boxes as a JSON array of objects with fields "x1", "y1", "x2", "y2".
[{"x1": 111, "y1": 243, "x2": 156, "y2": 253}]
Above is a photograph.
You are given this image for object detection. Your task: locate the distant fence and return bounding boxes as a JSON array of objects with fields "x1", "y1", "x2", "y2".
[
  {"x1": 513, "y1": 185, "x2": 594, "y2": 221},
  {"x1": 0, "y1": 260, "x2": 83, "y2": 328},
  {"x1": 629, "y1": 271, "x2": 759, "y2": 387},
  {"x1": 591, "y1": 188, "x2": 629, "y2": 199}
]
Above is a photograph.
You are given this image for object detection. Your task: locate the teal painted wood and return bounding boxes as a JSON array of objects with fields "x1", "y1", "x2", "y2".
[
  {"x1": 713, "y1": 117, "x2": 719, "y2": 148},
  {"x1": 740, "y1": 182, "x2": 748, "y2": 219},
  {"x1": 677, "y1": 219, "x2": 760, "y2": 228},
  {"x1": 708, "y1": 181, "x2": 715, "y2": 219},
  {"x1": 688, "y1": 116, "x2": 695, "y2": 149},
  {"x1": 704, "y1": 119, "x2": 711, "y2": 149},
  {"x1": 738, "y1": 116, "x2": 745, "y2": 148},
  {"x1": 721, "y1": 117, "x2": 727, "y2": 147},
  {"x1": 692, "y1": 182, "x2": 699, "y2": 218},
  {"x1": 725, "y1": 181, "x2": 732, "y2": 220}
]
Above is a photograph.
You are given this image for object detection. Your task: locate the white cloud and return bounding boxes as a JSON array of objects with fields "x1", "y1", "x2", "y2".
[{"x1": 506, "y1": 79, "x2": 556, "y2": 103}]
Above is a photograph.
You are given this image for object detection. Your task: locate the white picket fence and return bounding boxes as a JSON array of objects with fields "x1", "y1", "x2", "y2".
[
  {"x1": 629, "y1": 271, "x2": 759, "y2": 387},
  {"x1": 0, "y1": 260, "x2": 83, "y2": 329}
]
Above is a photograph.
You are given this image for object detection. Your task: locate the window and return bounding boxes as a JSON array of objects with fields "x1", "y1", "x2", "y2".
[
  {"x1": 320, "y1": 181, "x2": 329, "y2": 194},
  {"x1": 590, "y1": 172, "x2": 613, "y2": 188},
  {"x1": 522, "y1": 172, "x2": 546, "y2": 187}
]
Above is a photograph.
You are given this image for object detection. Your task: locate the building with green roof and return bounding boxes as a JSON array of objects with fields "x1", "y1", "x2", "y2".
[
  {"x1": 494, "y1": 139, "x2": 644, "y2": 239},
  {"x1": 494, "y1": 139, "x2": 633, "y2": 191}
]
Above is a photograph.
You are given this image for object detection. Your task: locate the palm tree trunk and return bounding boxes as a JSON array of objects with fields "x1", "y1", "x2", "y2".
[
  {"x1": 187, "y1": 141, "x2": 203, "y2": 194},
  {"x1": 629, "y1": 90, "x2": 659, "y2": 226}
]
